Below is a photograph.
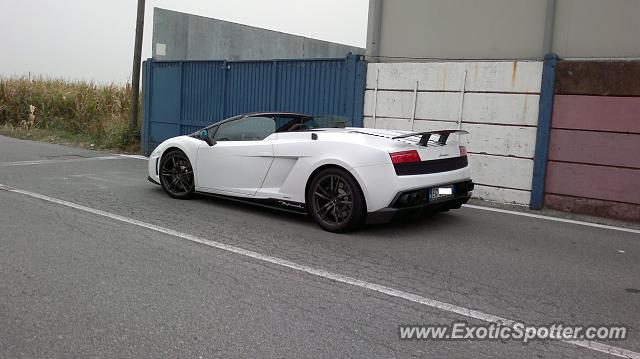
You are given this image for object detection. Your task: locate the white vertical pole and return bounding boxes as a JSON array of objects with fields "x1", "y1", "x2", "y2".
[
  {"x1": 411, "y1": 80, "x2": 418, "y2": 131},
  {"x1": 457, "y1": 70, "x2": 468, "y2": 141},
  {"x1": 373, "y1": 68, "x2": 379, "y2": 128}
]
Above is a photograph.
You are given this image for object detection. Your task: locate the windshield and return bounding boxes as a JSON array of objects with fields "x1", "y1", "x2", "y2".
[
  {"x1": 275, "y1": 115, "x2": 348, "y2": 132},
  {"x1": 193, "y1": 114, "x2": 350, "y2": 138}
]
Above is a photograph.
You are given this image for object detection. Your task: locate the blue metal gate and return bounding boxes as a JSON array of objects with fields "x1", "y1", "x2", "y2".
[{"x1": 141, "y1": 54, "x2": 366, "y2": 155}]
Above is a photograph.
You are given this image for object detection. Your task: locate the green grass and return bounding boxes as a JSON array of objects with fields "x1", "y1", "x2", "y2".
[{"x1": 0, "y1": 76, "x2": 140, "y2": 152}]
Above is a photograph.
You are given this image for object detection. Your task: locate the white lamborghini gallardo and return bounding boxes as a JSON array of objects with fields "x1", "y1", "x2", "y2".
[{"x1": 148, "y1": 112, "x2": 473, "y2": 232}]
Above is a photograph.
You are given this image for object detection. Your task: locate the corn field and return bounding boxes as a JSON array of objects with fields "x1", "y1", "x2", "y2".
[{"x1": 0, "y1": 77, "x2": 139, "y2": 150}]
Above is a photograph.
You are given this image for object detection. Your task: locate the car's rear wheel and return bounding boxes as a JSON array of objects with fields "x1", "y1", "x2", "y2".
[
  {"x1": 160, "y1": 150, "x2": 195, "y2": 199},
  {"x1": 307, "y1": 168, "x2": 366, "y2": 233}
]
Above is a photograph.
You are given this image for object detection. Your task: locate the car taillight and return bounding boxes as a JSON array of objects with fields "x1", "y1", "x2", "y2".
[
  {"x1": 390, "y1": 150, "x2": 421, "y2": 164},
  {"x1": 459, "y1": 146, "x2": 467, "y2": 157}
]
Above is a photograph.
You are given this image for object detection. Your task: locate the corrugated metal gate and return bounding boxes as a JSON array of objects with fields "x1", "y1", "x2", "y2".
[{"x1": 141, "y1": 54, "x2": 366, "y2": 155}]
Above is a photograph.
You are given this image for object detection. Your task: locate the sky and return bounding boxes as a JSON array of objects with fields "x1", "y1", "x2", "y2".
[{"x1": 0, "y1": 0, "x2": 369, "y2": 84}]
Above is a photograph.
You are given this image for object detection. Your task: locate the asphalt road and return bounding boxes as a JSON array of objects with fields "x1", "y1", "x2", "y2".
[{"x1": 1, "y1": 135, "x2": 638, "y2": 358}]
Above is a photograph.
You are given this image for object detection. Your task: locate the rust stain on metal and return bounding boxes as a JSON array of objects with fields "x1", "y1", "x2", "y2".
[
  {"x1": 442, "y1": 66, "x2": 447, "y2": 90},
  {"x1": 473, "y1": 63, "x2": 479, "y2": 83},
  {"x1": 511, "y1": 61, "x2": 518, "y2": 90}
]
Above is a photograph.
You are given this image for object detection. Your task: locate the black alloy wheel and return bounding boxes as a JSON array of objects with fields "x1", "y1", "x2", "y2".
[
  {"x1": 307, "y1": 168, "x2": 365, "y2": 232},
  {"x1": 160, "y1": 150, "x2": 195, "y2": 199}
]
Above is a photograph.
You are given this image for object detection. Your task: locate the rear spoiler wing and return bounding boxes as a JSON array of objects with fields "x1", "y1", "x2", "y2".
[{"x1": 392, "y1": 129, "x2": 469, "y2": 146}]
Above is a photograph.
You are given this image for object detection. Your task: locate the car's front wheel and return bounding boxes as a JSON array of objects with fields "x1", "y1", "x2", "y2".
[
  {"x1": 159, "y1": 150, "x2": 195, "y2": 199},
  {"x1": 307, "y1": 167, "x2": 366, "y2": 233}
]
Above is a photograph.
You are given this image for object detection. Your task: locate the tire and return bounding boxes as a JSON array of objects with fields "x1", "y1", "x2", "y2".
[
  {"x1": 159, "y1": 150, "x2": 195, "y2": 199},
  {"x1": 306, "y1": 167, "x2": 366, "y2": 233}
]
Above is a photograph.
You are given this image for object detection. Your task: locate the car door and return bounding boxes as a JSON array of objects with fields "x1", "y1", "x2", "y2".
[{"x1": 196, "y1": 116, "x2": 276, "y2": 196}]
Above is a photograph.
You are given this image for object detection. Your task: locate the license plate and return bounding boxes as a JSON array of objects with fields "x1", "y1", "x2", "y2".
[{"x1": 431, "y1": 186, "x2": 453, "y2": 199}]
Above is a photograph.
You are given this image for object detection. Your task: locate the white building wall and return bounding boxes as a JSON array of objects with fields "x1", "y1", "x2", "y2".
[
  {"x1": 369, "y1": 0, "x2": 640, "y2": 60},
  {"x1": 363, "y1": 61, "x2": 543, "y2": 205},
  {"x1": 552, "y1": 0, "x2": 640, "y2": 58},
  {"x1": 371, "y1": 0, "x2": 546, "y2": 60}
]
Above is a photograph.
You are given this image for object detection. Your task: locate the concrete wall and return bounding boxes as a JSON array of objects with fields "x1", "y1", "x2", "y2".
[
  {"x1": 370, "y1": 0, "x2": 546, "y2": 60},
  {"x1": 364, "y1": 61, "x2": 543, "y2": 205},
  {"x1": 153, "y1": 8, "x2": 364, "y2": 61},
  {"x1": 552, "y1": 0, "x2": 640, "y2": 58},
  {"x1": 544, "y1": 61, "x2": 640, "y2": 222},
  {"x1": 368, "y1": 0, "x2": 640, "y2": 60}
]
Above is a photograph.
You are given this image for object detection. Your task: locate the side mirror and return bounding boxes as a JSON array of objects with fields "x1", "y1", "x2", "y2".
[{"x1": 198, "y1": 129, "x2": 214, "y2": 146}]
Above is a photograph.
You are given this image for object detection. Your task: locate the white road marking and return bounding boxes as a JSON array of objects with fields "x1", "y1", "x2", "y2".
[
  {"x1": 0, "y1": 184, "x2": 638, "y2": 359},
  {"x1": 463, "y1": 204, "x2": 640, "y2": 235},
  {"x1": 0, "y1": 153, "x2": 147, "y2": 167},
  {"x1": 0, "y1": 156, "x2": 122, "y2": 167},
  {"x1": 118, "y1": 154, "x2": 148, "y2": 160}
]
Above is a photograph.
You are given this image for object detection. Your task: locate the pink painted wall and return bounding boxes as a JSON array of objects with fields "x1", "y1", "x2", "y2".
[
  {"x1": 545, "y1": 194, "x2": 640, "y2": 222},
  {"x1": 552, "y1": 95, "x2": 640, "y2": 133},
  {"x1": 548, "y1": 129, "x2": 640, "y2": 168},
  {"x1": 545, "y1": 161, "x2": 640, "y2": 205},
  {"x1": 545, "y1": 63, "x2": 640, "y2": 221}
]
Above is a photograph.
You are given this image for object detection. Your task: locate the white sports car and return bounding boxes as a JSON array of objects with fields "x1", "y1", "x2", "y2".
[{"x1": 148, "y1": 112, "x2": 473, "y2": 232}]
